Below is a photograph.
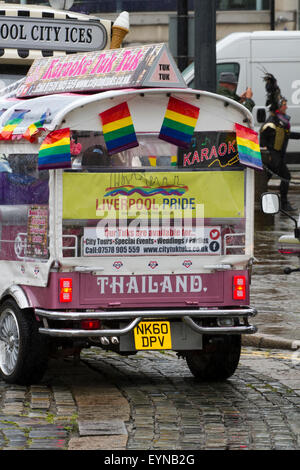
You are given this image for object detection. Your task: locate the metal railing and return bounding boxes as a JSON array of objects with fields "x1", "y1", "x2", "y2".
[
  {"x1": 224, "y1": 233, "x2": 245, "y2": 255},
  {"x1": 0, "y1": 231, "x2": 245, "y2": 260}
]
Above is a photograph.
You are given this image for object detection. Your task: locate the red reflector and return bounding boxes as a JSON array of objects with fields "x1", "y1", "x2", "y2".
[
  {"x1": 59, "y1": 278, "x2": 72, "y2": 303},
  {"x1": 233, "y1": 275, "x2": 246, "y2": 300},
  {"x1": 81, "y1": 319, "x2": 101, "y2": 330}
]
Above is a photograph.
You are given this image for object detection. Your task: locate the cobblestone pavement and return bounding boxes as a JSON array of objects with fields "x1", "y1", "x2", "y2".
[{"x1": 0, "y1": 346, "x2": 299, "y2": 450}]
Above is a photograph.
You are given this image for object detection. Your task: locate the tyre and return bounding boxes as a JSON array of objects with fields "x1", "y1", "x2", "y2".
[
  {"x1": 0, "y1": 299, "x2": 48, "y2": 385},
  {"x1": 185, "y1": 334, "x2": 241, "y2": 381}
]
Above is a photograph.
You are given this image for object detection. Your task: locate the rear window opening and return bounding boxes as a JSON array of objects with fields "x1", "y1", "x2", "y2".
[{"x1": 61, "y1": 131, "x2": 246, "y2": 259}]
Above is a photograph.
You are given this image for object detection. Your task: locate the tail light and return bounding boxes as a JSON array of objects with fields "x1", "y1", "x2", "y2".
[
  {"x1": 59, "y1": 278, "x2": 72, "y2": 303},
  {"x1": 81, "y1": 319, "x2": 101, "y2": 330},
  {"x1": 233, "y1": 275, "x2": 246, "y2": 300}
]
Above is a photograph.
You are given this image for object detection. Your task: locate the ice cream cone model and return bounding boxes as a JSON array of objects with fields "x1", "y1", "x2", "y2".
[{"x1": 110, "y1": 11, "x2": 129, "y2": 49}]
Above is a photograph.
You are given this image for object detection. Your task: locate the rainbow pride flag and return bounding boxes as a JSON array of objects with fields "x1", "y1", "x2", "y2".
[
  {"x1": 0, "y1": 109, "x2": 29, "y2": 140},
  {"x1": 235, "y1": 123, "x2": 263, "y2": 171},
  {"x1": 38, "y1": 128, "x2": 71, "y2": 170},
  {"x1": 99, "y1": 102, "x2": 138, "y2": 155},
  {"x1": 159, "y1": 97, "x2": 199, "y2": 149},
  {"x1": 23, "y1": 111, "x2": 47, "y2": 142}
]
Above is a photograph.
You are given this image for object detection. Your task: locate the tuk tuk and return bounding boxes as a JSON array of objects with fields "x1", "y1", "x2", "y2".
[{"x1": 0, "y1": 44, "x2": 257, "y2": 384}]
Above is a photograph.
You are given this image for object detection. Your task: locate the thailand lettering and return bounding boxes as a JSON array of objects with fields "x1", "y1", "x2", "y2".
[{"x1": 96, "y1": 275, "x2": 203, "y2": 295}]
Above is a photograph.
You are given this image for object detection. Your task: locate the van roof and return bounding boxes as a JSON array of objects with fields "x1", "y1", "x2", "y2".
[{"x1": 218, "y1": 30, "x2": 300, "y2": 44}]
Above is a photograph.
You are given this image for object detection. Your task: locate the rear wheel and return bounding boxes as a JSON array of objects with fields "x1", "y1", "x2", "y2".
[
  {"x1": 185, "y1": 334, "x2": 241, "y2": 381},
  {"x1": 0, "y1": 299, "x2": 48, "y2": 385}
]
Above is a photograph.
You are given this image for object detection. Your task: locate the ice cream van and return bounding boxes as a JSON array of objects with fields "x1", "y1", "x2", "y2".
[{"x1": 0, "y1": 43, "x2": 257, "y2": 385}]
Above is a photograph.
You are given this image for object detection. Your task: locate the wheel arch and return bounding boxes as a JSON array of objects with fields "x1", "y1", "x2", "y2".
[
  {"x1": 0, "y1": 293, "x2": 48, "y2": 385},
  {"x1": 0, "y1": 285, "x2": 32, "y2": 311}
]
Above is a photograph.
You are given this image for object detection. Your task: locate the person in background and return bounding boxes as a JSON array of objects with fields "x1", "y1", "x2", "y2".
[
  {"x1": 81, "y1": 145, "x2": 110, "y2": 169},
  {"x1": 217, "y1": 72, "x2": 255, "y2": 112},
  {"x1": 81, "y1": 144, "x2": 126, "y2": 170},
  {"x1": 260, "y1": 97, "x2": 300, "y2": 211}
]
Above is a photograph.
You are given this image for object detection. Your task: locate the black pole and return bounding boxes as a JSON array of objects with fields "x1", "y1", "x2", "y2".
[
  {"x1": 177, "y1": 0, "x2": 189, "y2": 72},
  {"x1": 194, "y1": 0, "x2": 216, "y2": 92},
  {"x1": 270, "y1": 0, "x2": 275, "y2": 30}
]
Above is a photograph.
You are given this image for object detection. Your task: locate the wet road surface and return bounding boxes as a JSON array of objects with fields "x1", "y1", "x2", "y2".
[
  {"x1": 252, "y1": 186, "x2": 300, "y2": 340},
  {"x1": 0, "y1": 348, "x2": 299, "y2": 450},
  {"x1": 80, "y1": 348, "x2": 300, "y2": 451}
]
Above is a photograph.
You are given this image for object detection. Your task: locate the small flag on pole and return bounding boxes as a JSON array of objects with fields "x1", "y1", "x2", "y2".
[
  {"x1": 99, "y1": 102, "x2": 139, "y2": 155},
  {"x1": 149, "y1": 156, "x2": 157, "y2": 167},
  {"x1": 38, "y1": 128, "x2": 71, "y2": 170},
  {"x1": 235, "y1": 123, "x2": 263, "y2": 171},
  {"x1": 23, "y1": 111, "x2": 47, "y2": 142},
  {"x1": 171, "y1": 155, "x2": 177, "y2": 166},
  {"x1": 0, "y1": 109, "x2": 29, "y2": 140},
  {"x1": 159, "y1": 97, "x2": 199, "y2": 149}
]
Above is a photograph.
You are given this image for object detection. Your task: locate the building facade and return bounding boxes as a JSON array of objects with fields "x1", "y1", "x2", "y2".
[
  {"x1": 6, "y1": 1, "x2": 300, "y2": 45},
  {"x1": 88, "y1": 0, "x2": 299, "y2": 46}
]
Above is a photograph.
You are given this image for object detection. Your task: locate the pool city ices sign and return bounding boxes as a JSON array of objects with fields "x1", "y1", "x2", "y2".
[{"x1": 0, "y1": 16, "x2": 107, "y2": 53}]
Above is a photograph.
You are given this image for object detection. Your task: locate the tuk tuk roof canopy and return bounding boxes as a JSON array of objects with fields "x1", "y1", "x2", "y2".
[
  {"x1": 0, "y1": 92, "x2": 83, "y2": 136},
  {"x1": 0, "y1": 84, "x2": 261, "y2": 170},
  {"x1": 0, "y1": 86, "x2": 254, "y2": 144},
  {"x1": 16, "y1": 43, "x2": 187, "y2": 99},
  {"x1": 0, "y1": 85, "x2": 253, "y2": 133}
]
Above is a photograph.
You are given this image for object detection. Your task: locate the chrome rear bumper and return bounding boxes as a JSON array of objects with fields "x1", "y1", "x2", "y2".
[{"x1": 35, "y1": 307, "x2": 257, "y2": 338}]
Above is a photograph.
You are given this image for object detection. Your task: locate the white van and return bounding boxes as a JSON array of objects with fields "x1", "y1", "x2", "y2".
[{"x1": 183, "y1": 31, "x2": 300, "y2": 161}]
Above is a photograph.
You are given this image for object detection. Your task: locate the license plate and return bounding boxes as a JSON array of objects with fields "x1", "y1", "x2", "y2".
[{"x1": 134, "y1": 321, "x2": 172, "y2": 350}]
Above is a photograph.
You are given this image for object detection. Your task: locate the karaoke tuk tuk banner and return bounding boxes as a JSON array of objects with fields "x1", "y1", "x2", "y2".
[{"x1": 17, "y1": 43, "x2": 186, "y2": 98}]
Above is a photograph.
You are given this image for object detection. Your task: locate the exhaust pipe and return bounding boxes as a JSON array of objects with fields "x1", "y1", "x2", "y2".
[
  {"x1": 100, "y1": 336, "x2": 110, "y2": 346},
  {"x1": 99, "y1": 336, "x2": 119, "y2": 346}
]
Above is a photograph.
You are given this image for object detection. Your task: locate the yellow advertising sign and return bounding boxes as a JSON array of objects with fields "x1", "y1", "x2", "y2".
[{"x1": 62, "y1": 171, "x2": 244, "y2": 219}]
